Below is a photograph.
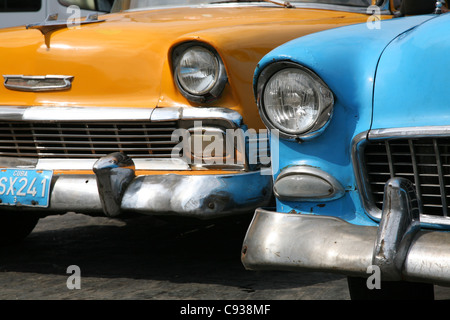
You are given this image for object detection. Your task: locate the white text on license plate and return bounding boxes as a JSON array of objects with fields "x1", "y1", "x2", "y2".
[{"x1": 0, "y1": 169, "x2": 53, "y2": 208}]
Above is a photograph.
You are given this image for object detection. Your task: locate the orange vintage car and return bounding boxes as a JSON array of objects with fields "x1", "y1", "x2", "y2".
[{"x1": 0, "y1": 0, "x2": 397, "y2": 244}]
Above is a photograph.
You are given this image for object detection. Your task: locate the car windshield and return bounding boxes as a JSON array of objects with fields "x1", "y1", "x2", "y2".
[{"x1": 111, "y1": 0, "x2": 378, "y2": 12}]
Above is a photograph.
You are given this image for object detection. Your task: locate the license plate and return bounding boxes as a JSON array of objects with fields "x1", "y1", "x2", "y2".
[{"x1": 0, "y1": 169, "x2": 53, "y2": 208}]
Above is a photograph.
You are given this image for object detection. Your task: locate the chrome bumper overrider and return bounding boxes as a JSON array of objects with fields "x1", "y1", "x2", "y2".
[
  {"x1": 241, "y1": 178, "x2": 450, "y2": 285},
  {"x1": 6, "y1": 152, "x2": 272, "y2": 219}
]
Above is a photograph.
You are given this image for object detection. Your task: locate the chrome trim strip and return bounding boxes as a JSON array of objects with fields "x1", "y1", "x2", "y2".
[
  {"x1": 32, "y1": 158, "x2": 191, "y2": 171},
  {"x1": 0, "y1": 106, "x2": 27, "y2": 121},
  {"x1": 150, "y1": 107, "x2": 180, "y2": 122},
  {"x1": 0, "y1": 106, "x2": 242, "y2": 127},
  {"x1": 151, "y1": 107, "x2": 243, "y2": 128},
  {"x1": 352, "y1": 127, "x2": 450, "y2": 227},
  {"x1": 368, "y1": 126, "x2": 450, "y2": 140},
  {"x1": 3, "y1": 75, "x2": 74, "y2": 92},
  {"x1": 20, "y1": 106, "x2": 154, "y2": 121},
  {"x1": 287, "y1": 2, "x2": 390, "y2": 14},
  {"x1": 133, "y1": 158, "x2": 190, "y2": 171},
  {"x1": 352, "y1": 131, "x2": 383, "y2": 221},
  {"x1": 36, "y1": 159, "x2": 97, "y2": 170},
  {"x1": 123, "y1": 2, "x2": 391, "y2": 15}
]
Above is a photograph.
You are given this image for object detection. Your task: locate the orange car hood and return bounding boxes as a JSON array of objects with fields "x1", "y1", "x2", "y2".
[{"x1": 0, "y1": 6, "x2": 373, "y2": 127}]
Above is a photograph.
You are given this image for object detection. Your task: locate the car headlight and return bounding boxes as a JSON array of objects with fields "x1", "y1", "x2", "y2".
[
  {"x1": 173, "y1": 43, "x2": 228, "y2": 103},
  {"x1": 257, "y1": 62, "x2": 334, "y2": 140}
]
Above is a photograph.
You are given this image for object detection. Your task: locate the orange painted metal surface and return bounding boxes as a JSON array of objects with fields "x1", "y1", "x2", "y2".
[{"x1": 0, "y1": 6, "x2": 385, "y2": 131}]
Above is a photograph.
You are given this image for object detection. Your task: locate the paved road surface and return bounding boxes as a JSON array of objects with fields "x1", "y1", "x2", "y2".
[{"x1": 0, "y1": 212, "x2": 448, "y2": 301}]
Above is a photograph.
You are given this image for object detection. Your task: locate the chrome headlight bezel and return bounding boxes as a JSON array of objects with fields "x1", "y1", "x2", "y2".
[
  {"x1": 173, "y1": 42, "x2": 228, "y2": 104},
  {"x1": 256, "y1": 61, "x2": 334, "y2": 141}
]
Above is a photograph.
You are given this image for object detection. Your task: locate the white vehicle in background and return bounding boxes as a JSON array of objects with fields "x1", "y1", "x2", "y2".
[{"x1": 0, "y1": 0, "x2": 114, "y2": 29}]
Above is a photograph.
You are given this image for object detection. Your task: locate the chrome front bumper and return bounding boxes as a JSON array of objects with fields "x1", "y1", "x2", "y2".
[
  {"x1": 4, "y1": 152, "x2": 272, "y2": 220},
  {"x1": 241, "y1": 178, "x2": 450, "y2": 286}
]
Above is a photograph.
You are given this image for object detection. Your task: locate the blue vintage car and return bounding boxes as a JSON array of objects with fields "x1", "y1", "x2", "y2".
[{"x1": 241, "y1": 4, "x2": 450, "y2": 299}]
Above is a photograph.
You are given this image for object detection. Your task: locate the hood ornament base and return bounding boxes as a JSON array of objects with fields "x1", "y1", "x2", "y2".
[
  {"x1": 26, "y1": 13, "x2": 105, "y2": 48},
  {"x1": 27, "y1": 13, "x2": 105, "y2": 35}
]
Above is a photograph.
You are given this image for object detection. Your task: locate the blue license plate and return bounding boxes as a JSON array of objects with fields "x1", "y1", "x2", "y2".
[{"x1": 0, "y1": 169, "x2": 53, "y2": 208}]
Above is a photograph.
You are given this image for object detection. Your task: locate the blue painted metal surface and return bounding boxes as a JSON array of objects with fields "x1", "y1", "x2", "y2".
[
  {"x1": 373, "y1": 13, "x2": 450, "y2": 129},
  {"x1": 255, "y1": 14, "x2": 437, "y2": 226}
]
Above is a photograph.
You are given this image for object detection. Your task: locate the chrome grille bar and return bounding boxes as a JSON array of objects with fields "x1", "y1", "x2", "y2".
[
  {"x1": 408, "y1": 139, "x2": 423, "y2": 209},
  {"x1": 0, "y1": 121, "x2": 180, "y2": 159},
  {"x1": 385, "y1": 140, "x2": 395, "y2": 179},
  {"x1": 433, "y1": 139, "x2": 448, "y2": 217},
  {"x1": 363, "y1": 137, "x2": 450, "y2": 219}
]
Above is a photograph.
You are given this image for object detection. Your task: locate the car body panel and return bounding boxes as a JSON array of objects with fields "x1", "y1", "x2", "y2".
[
  {"x1": 372, "y1": 13, "x2": 450, "y2": 129},
  {"x1": 254, "y1": 14, "x2": 435, "y2": 225},
  {"x1": 0, "y1": 6, "x2": 383, "y2": 130}
]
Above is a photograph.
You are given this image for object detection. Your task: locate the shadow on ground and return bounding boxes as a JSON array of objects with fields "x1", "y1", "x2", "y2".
[{"x1": 0, "y1": 212, "x2": 352, "y2": 299}]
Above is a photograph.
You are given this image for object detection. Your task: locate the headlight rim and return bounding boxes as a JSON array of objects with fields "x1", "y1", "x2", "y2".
[
  {"x1": 256, "y1": 61, "x2": 334, "y2": 141},
  {"x1": 173, "y1": 42, "x2": 228, "y2": 104}
]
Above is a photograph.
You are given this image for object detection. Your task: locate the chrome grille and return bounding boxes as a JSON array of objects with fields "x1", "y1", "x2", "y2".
[
  {"x1": 364, "y1": 138, "x2": 450, "y2": 218},
  {"x1": 0, "y1": 121, "x2": 180, "y2": 159}
]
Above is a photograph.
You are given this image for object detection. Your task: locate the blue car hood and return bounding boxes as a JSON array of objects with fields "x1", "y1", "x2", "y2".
[{"x1": 372, "y1": 13, "x2": 450, "y2": 129}]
